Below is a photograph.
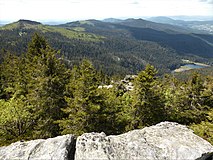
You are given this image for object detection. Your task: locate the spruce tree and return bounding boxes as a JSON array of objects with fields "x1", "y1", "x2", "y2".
[
  {"x1": 25, "y1": 33, "x2": 69, "y2": 138},
  {"x1": 182, "y1": 73, "x2": 209, "y2": 124},
  {"x1": 0, "y1": 52, "x2": 35, "y2": 145},
  {"x1": 130, "y1": 64, "x2": 166, "y2": 129},
  {"x1": 164, "y1": 72, "x2": 210, "y2": 125},
  {"x1": 58, "y1": 59, "x2": 128, "y2": 135},
  {"x1": 58, "y1": 60, "x2": 103, "y2": 135}
]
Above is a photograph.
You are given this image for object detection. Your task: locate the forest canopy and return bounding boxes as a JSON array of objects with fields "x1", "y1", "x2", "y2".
[{"x1": 0, "y1": 33, "x2": 212, "y2": 146}]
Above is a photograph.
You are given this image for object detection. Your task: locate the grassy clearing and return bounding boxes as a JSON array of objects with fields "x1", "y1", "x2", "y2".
[
  {"x1": 0, "y1": 22, "x2": 19, "y2": 30},
  {"x1": 44, "y1": 26, "x2": 104, "y2": 42},
  {"x1": 79, "y1": 20, "x2": 94, "y2": 26},
  {"x1": 0, "y1": 22, "x2": 104, "y2": 42},
  {"x1": 72, "y1": 27, "x2": 85, "y2": 32}
]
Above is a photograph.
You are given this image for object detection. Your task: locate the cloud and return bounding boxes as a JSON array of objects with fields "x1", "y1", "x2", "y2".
[
  {"x1": 67, "y1": 0, "x2": 80, "y2": 3},
  {"x1": 1, "y1": 0, "x2": 212, "y2": 21},
  {"x1": 130, "y1": 1, "x2": 140, "y2": 5},
  {"x1": 200, "y1": 0, "x2": 213, "y2": 4},
  {"x1": 207, "y1": 0, "x2": 213, "y2": 4}
]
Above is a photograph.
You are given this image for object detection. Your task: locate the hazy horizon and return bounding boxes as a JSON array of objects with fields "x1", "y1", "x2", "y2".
[
  {"x1": 0, "y1": 0, "x2": 213, "y2": 24},
  {"x1": 0, "y1": 15, "x2": 213, "y2": 26}
]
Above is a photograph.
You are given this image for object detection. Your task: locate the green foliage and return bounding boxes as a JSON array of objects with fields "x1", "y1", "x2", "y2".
[
  {"x1": 0, "y1": 53, "x2": 28, "y2": 99},
  {"x1": 128, "y1": 64, "x2": 166, "y2": 129},
  {"x1": 94, "y1": 87, "x2": 129, "y2": 135},
  {"x1": 0, "y1": 19, "x2": 194, "y2": 76},
  {"x1": 0, "y1": 96, "x2": 34, "y2": 146},
  {"x1": 45, "y1": 26, "x2": 104, "y2": 42},
  {"x1": 25, "y1": 33, "x2": 70, "y2": 138},
  {"x1": 190, "y1": 121, "x2": 213, "y2": 145},
  {"x1": 27, "y1": 33, "x2": 48, "y2": 58},
  {"x1": 163, "y1": 73, "x2": 211, "y2": 125},
  {"x1": 0, "y1": 33, "x2": 213, "y2": 146},
  {"x1": 57, "y1": 60, "x2": 127, "y2": 135},
  {"x1": 57, "y1": 60, "x2": 101, "y2": 135},
  {"x1": 0, "y1": 33, "x2": 70, "y2": 142},
  {"x1": 189, "y1": 77, "x2": 213, "y2": 145}
]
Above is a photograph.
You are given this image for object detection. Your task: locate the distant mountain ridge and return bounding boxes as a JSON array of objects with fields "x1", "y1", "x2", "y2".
[
  {"x1": 147, "y1": 16, "x2": 213, "y2": 34},
  {"x1": 0, "y1": 18, "x2": 212, "y2": 75},
  {"x1": 102, "y1": 18, "x2": 123, "y2": 23},
  {"x1": 17, "y1": 19, "x2": 42, "y2": 25},
  {"x1": 116, "y1": 18, "x2": 191, "y2": 33},
  {"x1": 61, "y1": 18, "x2": 213, "y2": 58}
]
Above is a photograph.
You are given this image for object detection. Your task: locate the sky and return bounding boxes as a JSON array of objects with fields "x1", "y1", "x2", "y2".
[{"x1": 0, "y1": 0, "x2": 213, "y2": 22}]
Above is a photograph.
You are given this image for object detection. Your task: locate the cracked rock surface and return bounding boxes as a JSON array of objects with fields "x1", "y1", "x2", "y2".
[
  {"x1": 75, "y1": 122, "x2": 213, "y2": 160},
  {"x1": 0, "y1": 134, "x2": 75, "y2": 160},
  {"x1": 0, "y1": 122, "x2": 213, "y2": 160}
]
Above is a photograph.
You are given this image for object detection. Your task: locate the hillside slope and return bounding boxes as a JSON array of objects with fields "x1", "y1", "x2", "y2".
[
  {"x1": 147, "y1": 16, "x2": 213, "y2": 34},
  {"x1": 0, "y1": 19, "x2": 213, "y2": 75}
]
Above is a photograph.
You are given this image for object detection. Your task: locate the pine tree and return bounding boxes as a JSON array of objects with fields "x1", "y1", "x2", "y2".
[
  {"x1": 0, "y1": 34, "x2": 70, "y2": 140},
  {"x1": 183, "y1": 72, "x2": 209, "y2": 124},
  {"x1": 0, "y1": 53, "x2": 34, "y2": 145},
  {"x1": 0, "y1": 61, "x2": 4, "y2": 99},
  {"x1": 27, "y1": 33, "x2": 48, "y2": 60},
  {"x1": 164, "y1": 72, "x2": 210, "y2": 125},
  {"x1": 57, "y1": 59, "x2": 129, "y2": 135},
  {"x1": 94, "y1": 86, "x2": 129, "y2": 135},
  {"x1": 129, "y1": 64, "x2": 166, "y2": 129},
  {"x1": 25, "y1": 33, "x2": 69, "y2": 138},
  {"x1": 57, "y1": 60, "x2": 103, "y2": 135}
]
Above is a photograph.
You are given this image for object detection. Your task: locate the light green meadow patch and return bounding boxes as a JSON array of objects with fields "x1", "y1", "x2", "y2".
[
  {"x1": 0, "y1": 22, "x2": 18, "y2": 30},
  {"x1": 0, "y1": 22, "x2": 104, "y2": 42},
  {"x1": 79, "y1": 20, "x2": 94, "y2": 26},
  {"x1": 72, "y1": 27, "x2": 86, "y2": 32},
  {"x1": 44, "y1": 26, "x2": 104, "y2": 42}
]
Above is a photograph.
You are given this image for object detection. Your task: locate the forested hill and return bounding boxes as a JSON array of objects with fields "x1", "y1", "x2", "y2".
[
  {"x1": 0, "y1": 34, "x2": 213, "y2": 146},
  {"x1": 64, "y1": 19, "x2": 213, "y2": 58},
  {"x1": 0, "y1": 19, "x2": 213, "y2": 75},
  {"x1": 147, "y1": 16, "x2": 213, "y2": 34}
]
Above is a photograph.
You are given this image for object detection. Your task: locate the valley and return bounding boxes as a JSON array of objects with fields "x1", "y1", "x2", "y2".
[
  {"x1": 1, "y1": 0, "x2": 213, "y2": 155},
  {"x1": 0, "y1": 17, "x2": 213, "y2": 148},
  {"x1": 0, "y1": 18, "x2": 213, "y2": 76}
]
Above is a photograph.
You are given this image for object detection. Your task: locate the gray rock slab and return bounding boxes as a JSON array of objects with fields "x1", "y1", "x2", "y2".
[
  {"x1": 75, "y1": 122, "x2": 213, "y2": 160},
  {"x1": 0, "y1": 134, "x2": 76, "y2": 160}
]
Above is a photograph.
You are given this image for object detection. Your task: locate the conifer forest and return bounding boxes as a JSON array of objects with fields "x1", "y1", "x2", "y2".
[{"x1": 0, "y1": 34, "x2": 212, "y2": 146}]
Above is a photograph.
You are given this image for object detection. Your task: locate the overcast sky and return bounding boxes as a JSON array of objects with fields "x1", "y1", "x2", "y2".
[{"x1": 0, "y1": 0, "x2": 213, "y2": 22}]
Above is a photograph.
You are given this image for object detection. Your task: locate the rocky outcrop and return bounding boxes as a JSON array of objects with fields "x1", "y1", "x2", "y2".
[
  {"x1": 0, "y1": 122, "x2": 213, "y2": 160},
  {"x1": 75, "y1": 122, "x2": 213, "y2": 160},
  {"x1": 0, "y1": 134, "x2": 76, "y2": 160}
]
